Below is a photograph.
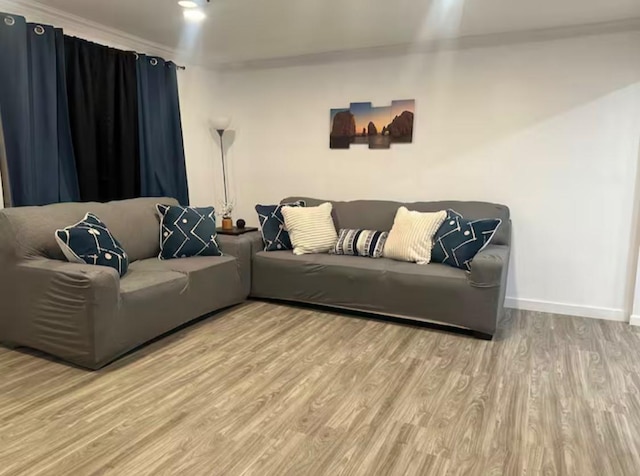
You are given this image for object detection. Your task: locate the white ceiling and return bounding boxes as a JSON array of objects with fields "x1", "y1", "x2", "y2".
[{"x1": 32, "y1": 0, "x2": 640, "y2": 66}]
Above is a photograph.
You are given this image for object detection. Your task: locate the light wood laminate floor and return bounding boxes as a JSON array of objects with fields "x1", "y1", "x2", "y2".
[{"x1": 1, "y1": 301, "x2": 640, "y2": 475}]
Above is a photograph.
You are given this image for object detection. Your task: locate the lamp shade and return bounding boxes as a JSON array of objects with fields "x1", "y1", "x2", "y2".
[{"x1": 209, "y1": 116, "x2": 231, "y2": 131}]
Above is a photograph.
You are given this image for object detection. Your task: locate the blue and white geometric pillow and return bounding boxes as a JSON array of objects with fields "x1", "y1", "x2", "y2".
[
  {"x1": 255, "y1": 201, "x2": 305, "y2": 252},
  {"x1": 432, "y1": 209, "x2": 501, "y2": 271},
  {"x1": 156, "y1": 204, "x2": 222, "y2": 260},
  {"x1": 55, "y1": 213, "x2": 129, "y2": 277},
  {"x1": 332, "y1": 229, "x2": 388, "y2": 258}
]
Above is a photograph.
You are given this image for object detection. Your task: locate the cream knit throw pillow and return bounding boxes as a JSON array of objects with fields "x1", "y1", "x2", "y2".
[
  {"x1": 281, "y1": 202, "x2": 338, "y2": 255},
  {"x1": 383, "y1": 207, "x2": 447, "y2": 264}
]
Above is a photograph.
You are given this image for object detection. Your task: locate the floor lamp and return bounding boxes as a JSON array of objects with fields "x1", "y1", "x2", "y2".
[{"x1": 210, "y1": 116, "x2": 233, "y2": 229}]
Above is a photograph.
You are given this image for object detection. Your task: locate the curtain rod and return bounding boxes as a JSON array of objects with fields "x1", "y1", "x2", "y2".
[
  {"x1": 132, "y1": 53, "x2": 186, "y2": 70},
  {"x1": 5, "y1": 13, "x2": 188, "y2": 70}
]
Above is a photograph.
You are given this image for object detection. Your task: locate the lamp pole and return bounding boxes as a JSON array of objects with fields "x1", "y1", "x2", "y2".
[
  {"x1": 210, "y1": 116, "x2": 233, "y2": 229},
  {"x1": 217, "y1": 129, "x2": 229, "y2": 206}
]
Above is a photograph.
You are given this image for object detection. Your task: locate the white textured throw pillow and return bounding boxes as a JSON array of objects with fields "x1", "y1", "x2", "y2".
[
  {"x1": 383, "y1": 207, "x2": 447, "y2": 264},
  {"x1": 281, "y1": 202, "x2": 338, "y2": 255}
]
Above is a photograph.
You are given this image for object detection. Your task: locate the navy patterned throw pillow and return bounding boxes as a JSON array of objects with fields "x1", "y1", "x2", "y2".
[
  {"x1": 255, "y1": 201, "x2": 305, "y2": 251},
  {"x1": 156, "y1": 204, "x2": 222, "y2": 260},
  {"x1": 55, "y1": 213, "x2": 129, "y2": 277},
  {"x1": 332, "y1": 229, "x2": 388, "y2": 258},
  {"x1": 432, "y1": 209, "x2": 501, "y2": 271}
]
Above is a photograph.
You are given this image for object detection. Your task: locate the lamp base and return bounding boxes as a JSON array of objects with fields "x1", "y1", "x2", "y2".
[{"x1": 221, "y1": 217, "x2": 233, "y2": 230}]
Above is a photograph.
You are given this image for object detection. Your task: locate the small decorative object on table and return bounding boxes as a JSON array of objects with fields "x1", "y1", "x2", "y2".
[
  {"x1": 221, "y1": 217, "x2": 233, "y2": 230},
  {"x1": 236, "y1": 219, "x2": 246, "y2": 229},
  {"x1": 220, "y1": 193, "x2": 234, "y2": 230},
  {"x1": 221, "y1": 218, "x2": 233, "y2": 230}
]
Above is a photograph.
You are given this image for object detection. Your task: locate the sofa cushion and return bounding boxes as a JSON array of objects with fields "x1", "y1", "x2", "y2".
[
  {"x1": 332, "y1": 229, "x2": 388, "y2": 258},
  {"x1": 156, "y1": 204, "x2": 222, "y2": 260},
  {"x1": 253, "y1": 250, "x2": 466, "y2": 280},
  {"x1": 281, "y1": 202, "x2": 338, "y2": 255},
  {"x1": 432, "y1": 209, "x2": 502, "y2": 271},
  {"x1": 130, "y1": 255, "x2": 236, "y2": 276},
  {"x1": 383, "y1": 207, "x2": 446, "y2": 264},
  {"x1": 255, "y1": 201, "x2": 305, "y2": 251},
  {"x1": 119, "y1": 268, "x2": 188, "y2": 295},
  {"x1": 128, "y1": 255, "x2": 240, "y2": 309},
  {"x1": 56, "y1": 213, "x2": 129, "y2": 277}
]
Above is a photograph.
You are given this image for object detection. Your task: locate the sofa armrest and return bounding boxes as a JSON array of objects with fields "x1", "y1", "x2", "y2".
[
  {"x1": 468, "y1": 244, "x2": 510, "y2": 288},
  {"x1": 217, "y1": 231, "x2": 264, "y2": 297},
  {"x1": 1, "y1": 259, "x2": 120, "y2": 366}
]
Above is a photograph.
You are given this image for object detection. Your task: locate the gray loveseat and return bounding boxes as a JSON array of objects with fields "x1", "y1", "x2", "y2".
[
  {"x1": 0, "y1": 197, "x2": 252, "y2": 369},
  {"x1": 250, "y1": 197, "x2": 511, "y2": 339}
]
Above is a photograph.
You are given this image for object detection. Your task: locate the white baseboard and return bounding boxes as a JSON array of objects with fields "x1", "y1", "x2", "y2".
[
  {"x1": 629, "y1": 315, "x2": 640, "y2": 326},
  {"x1": 505, "y1": 297, "x2": 627, "y2": 322}
]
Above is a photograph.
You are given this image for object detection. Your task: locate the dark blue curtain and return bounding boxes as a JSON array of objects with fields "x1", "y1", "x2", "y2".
[
  {"x1": 136, "y1": 55, "x2": 189, "y2": 205},
  {"x1": 0, "y1": 13, "x2": 80, "y2": 207}
]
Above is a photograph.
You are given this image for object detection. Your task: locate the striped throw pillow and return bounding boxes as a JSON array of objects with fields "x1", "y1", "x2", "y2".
[
  {"x1": 383, "y1": 207, "x2": 447, "y2": 264},
  {"x1": 332, "y1": 229, "x2": 388, "y2": 258},
  {"x1": 281, "y1": 202, "x2": 338, "y2": 255}
]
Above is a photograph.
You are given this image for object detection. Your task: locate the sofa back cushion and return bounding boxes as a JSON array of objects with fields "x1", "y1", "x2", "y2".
[
  {"x1": 281, "y1": 197, "x2": 511, "y2": 246},
  {"x1": 0, "y1": 197, "x2": 178, "y2": 262}
]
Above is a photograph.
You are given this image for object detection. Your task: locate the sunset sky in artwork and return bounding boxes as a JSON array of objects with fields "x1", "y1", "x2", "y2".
[
  {"x1": 391, "y1": 99, "x2": 415, "y2": 118},
  {"x1": 351, "y1": 102, "x2": 391, "y2": 133}
]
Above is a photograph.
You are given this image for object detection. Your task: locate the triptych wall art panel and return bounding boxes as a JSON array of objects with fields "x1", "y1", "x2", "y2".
[{"x1": 330, "y1": 100, "x2": 415, "y2": 149}]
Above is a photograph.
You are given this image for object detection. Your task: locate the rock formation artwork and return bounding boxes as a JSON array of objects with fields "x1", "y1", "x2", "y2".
[
  {"x1": 330, "y1": 109, "x2": 356, "y2": 149},
  {"x1": 388, "y1": 110, "x2": 414, "y2": 142},
  {"x1": 330, "y1": 100, "x2": 415, "y2": 149}
]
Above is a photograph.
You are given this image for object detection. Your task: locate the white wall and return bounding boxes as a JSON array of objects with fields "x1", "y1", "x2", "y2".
[
  {"x1": 215, "y1": 31, "x2": 640, "y2": 321},
  {"x1": 177, "y1": 66, "x2": 225, "y2": 207}
]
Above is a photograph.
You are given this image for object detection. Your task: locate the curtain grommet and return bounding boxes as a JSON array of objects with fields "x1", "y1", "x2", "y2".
[
  {"x1": 34, "y1": 25, "x2": 45, "y2": 35},
  {"x1": 150, "y1": 58, "x2": 158, "y2": 66},
  {"x1": 134, "y1": 53, "x2": 139, "y2": 60},
  {"x1": 4, "y1": 16, "x2": 15, "y2": 26}
]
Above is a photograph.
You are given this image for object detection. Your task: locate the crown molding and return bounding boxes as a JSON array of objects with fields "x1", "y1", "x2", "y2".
[
  {"x1": 2, "y1": 0, "x2": 638, "y2": 72},
  {"x1": 0, "y1": 0, "x2": 178, "y2": 59},
  {"x1": 217, "y1": 17, "x2": 640, "y2": 71}
]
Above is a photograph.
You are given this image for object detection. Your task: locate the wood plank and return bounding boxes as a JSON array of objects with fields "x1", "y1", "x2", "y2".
[{"x1": 0, "y1": 302, "x2": 640, "y2": 475}]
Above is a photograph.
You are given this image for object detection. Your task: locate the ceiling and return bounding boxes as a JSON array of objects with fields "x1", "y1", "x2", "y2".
[{"x1": 32, "y1": 0, "x2": 640, "y2": 67}]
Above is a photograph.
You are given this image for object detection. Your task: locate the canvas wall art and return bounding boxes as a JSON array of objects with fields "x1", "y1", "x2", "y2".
[{"x1": 330, "y1": 100, "x2": 415, "y2": 149}]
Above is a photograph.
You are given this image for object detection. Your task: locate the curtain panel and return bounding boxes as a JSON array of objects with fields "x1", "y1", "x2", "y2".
[
  {"x1": 0, "y1": 13, "x2": 80, "y2": 207},
  {"x1": 64, "y1": 36, "x2": 140, "y2": 203},
  {"x1": 136, "y1": 55, "x2": 189, "y2": 206}
]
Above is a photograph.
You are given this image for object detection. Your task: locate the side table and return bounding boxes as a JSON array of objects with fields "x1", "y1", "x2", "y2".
[{"x1": 216, "y1": 227, "x2": 259, "y2": 236}]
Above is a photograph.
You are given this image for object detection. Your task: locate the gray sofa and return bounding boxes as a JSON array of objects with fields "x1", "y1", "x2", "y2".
[
  {"x1": 250, "y1": 197, "x2": 511, "y2": 338},
  {"x1": 0, "y1": 197, "x2": 251, "y2": 369}
]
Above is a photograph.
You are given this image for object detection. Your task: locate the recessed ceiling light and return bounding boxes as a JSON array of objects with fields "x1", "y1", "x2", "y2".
[
  {"x1": 183, "y1": 9, "x2": 206, "y2": 21},
  {"x1": 178, "y1": 1, "x2": 198, "y2": 8}
]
